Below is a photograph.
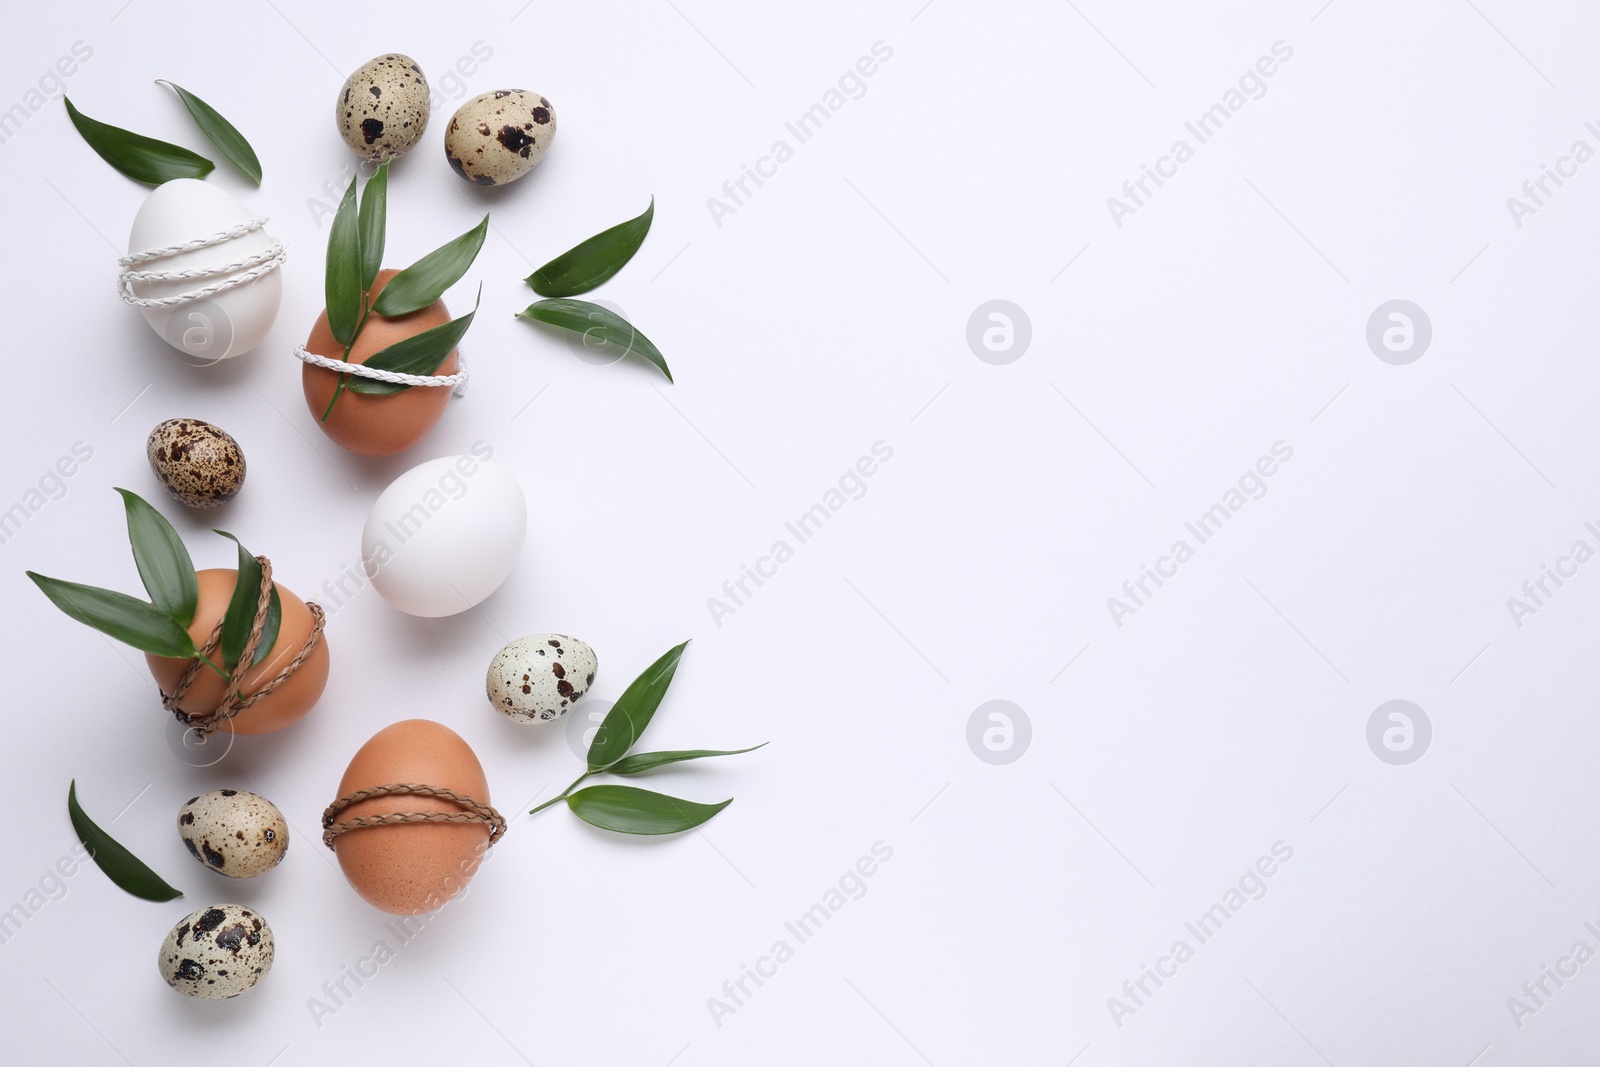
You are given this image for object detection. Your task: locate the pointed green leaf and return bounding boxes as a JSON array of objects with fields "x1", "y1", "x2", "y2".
[
  {"x1": 608, "y1": 744, "x2": 768, "y2": 776},
  {"x1": 28, "y1": 572, "x2": 198, "y2": 658},
  {"x1": 370, "y1": 215, "x2": 488, "y2": 317},
  {"x1": 213, "y1": 531, "x2": 281, "y2": 671},
  {"x1": 517, "y1": 299, "x2": 672, "y2": 382},
  {"x1": 587, "y1": 641, "x2": 689, "y2": 770},
  {"x1": 325, "y1": 173, "x2": 362, "y2": 344},
  {"x1": 527, "y1": 197, "x2": 654, "y2": 297},
  {"x1": 63, "y1": 96, "x2": 214, "y2": 185},
  {"x1": 358, "y1": 160, "x2": 388, "y2": 291},
  {"x1": 348, "y1": 288, "x2": 479, "y2": 395},
  {"x1": 157, "y1": 81, "x2": 261, "y2": 185},
  {"x1": 116, "y1": 488, "x2": 197, "y2": 627},
  {"x1": 566, "y1": 785, "x2": 731, "y2": 835},
  {"x1": 69, "y1": 780, "x2": 183, "y2": 902}
]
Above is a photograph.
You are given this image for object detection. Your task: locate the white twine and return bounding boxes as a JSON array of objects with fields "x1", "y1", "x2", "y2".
[
  {"x1": 117, "y1": 217, "x2": 286, "y2": 310},
  {"x1": 293, "y1": 344, "x2": 469, "y2": 397}
]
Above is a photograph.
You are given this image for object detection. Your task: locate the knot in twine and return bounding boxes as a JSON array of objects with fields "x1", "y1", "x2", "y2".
[
  {"x1": 293, "y1": 344, "x2": 470, "y2": 398},
  {"x1": 161, "y1": 555, "x2": 326, "y2": 738},
  {"x1": 321, "y1": 784, "x2": 507, "y2": 850},
  {"x1": 118, "y1": 217, "x2": 286, "y2": 310}
]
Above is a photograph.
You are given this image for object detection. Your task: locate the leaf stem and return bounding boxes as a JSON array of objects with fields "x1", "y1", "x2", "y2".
[
  {"x1": 196, "y1": 652, "x2": 229, "y2": 680},
  {"x1": 321, "y1": 296, "x2": 371, "y2": 422},
  {"x1": 530, "y1": 769, "x2": 593, "y2": 815}
]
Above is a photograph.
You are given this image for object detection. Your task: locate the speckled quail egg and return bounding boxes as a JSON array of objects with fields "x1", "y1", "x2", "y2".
[
  {"x1": 158, "y1": 904, "x2": 274, "y2": 999},
  {"x1": 177, "y1": 789, "x2": 288, "y2": 878},
  {"x1": 147, "y1": 418, "x2": 245, "y2": 509},
  {"x1": 336, "y1": 54, "x2": 430, "y2": 161},
  {"x1": 487, "y1": 633, "x2": 596, "y2": 724},
  {"x1": 445, "y1": 90, "x2": 556, "y2": 186}
]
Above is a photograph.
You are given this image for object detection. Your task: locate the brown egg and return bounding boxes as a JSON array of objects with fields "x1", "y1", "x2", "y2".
[
  {"x1": 330, "y1": 719, "x2": 495, "y2": 914},
  {"x1": 146, "y1": 569, "x2": 329, "y2": 736},
  {"x1": 301, "y1": 269, "x2": 460, "y2": 456}
]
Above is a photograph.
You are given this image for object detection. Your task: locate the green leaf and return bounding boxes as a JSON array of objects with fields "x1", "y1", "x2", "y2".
[
  {"x1": 516, "y1": 299, "x2": 673, "y2": 383},
  {"x1": 527, "y1": 197, "x2": 654, "y2": 297},
  {"x1": 157, "y1": 81, "x2": 261, "y2": 185},
  {"x1": 325, "y1": 173, "x2": 362, "y2": 345},
  {"x1": 63, "y1": 96, "x2": 214, "y2": 185},
  {"x1": 566, "y1": 785, "x2": 731, "y2": 835},
  {"x1": 68, "y1": 780, "x2": 183, "y2": 902},
  {"x1": 348, "y1": 288, "x2": 479, "y2": 395},
  {"x1": 358, "y1": 160, "x2": 388, "y2": 292},
  {"x1": 115, "y1": 489, "x2": 198, "y2": 627},
  {"x1": 608, "y1": 744, "x2": 768, "y2": 776},
  {"x1": 27, "y1": 572, "x2": 198, "y2": 658},
  {"x1": 213, "y1": 531, "x2": 281, "y2": 671},
  {"x1": 370, "y1": 215, "x2": 488, "y2": 317},
  {"x1": 587, "y1": 641, "x2": 689, "y2": 770}
]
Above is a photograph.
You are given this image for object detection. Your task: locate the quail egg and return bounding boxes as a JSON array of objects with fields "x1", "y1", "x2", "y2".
[
  {"x1": 336, "y1": 54, "x2": 429, "y2": 161},
  {"x1": 487, "y1": 633, "x2": 596, "y2": 723},
  {"x1": 177, "y1": 789, "x2": 288, "y2": 878},
  {"x1": 146, "y1": 418, "x2": 245, "y2": 509},
  {"x1": 445, "y1": 90, "x2": 556, "y2": 186},
  {"x1": 158, "y1": 904, "x2": 274, "y2": 999}
]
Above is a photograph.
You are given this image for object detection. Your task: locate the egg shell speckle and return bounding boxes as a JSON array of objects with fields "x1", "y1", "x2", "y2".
[
  {"x1": 487, "y1": 633, "x2": 596, "y2": 724},
  {"x1": 337, "y1": 54, "x2": 429, "y2": 161},
  {"x1": 445, "y1": 90, "x2": 555, "y2": 186},
  {"x1": 177, "y1": 789, "x2": 288, "y2": 878},
  {"x1": 158, "y1": 904, "x2": 274, "y2": 999},
  {"x1": 147, "y1": 418, "x2": 245, "y2": 508}
]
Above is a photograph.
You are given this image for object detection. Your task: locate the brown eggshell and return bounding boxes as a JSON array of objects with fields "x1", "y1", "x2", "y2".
[
  {"x1": 302, "y1": 269, "x2": 459, "y2": 456},
  {"x1": 331, "y1": 719, "x2": 493, "y2": 914},
  {"x1": 146, "y1": 569, "x2": 329, "y2": 736}
]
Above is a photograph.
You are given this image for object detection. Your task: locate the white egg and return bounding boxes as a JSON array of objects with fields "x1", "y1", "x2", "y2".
[
  {"x1": 124, "y1": 179, "x2": 283, "y2": 363},
  {"x1": 362, "y1": 453, "x2": 527, "y2": 617}
]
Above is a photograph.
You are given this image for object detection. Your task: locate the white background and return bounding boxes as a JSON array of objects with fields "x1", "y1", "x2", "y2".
[{"x1": 3, "y1": 0, "x2": 1598, "y2": 1064}]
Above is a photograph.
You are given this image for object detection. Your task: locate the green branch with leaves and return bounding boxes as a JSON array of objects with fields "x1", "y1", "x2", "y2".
[
  {"x1": 26, "y1": 490, "x2": 277, "y2": 689},
  {"x1": 531, "y1": 641, "x2": 764, "y2": 834},
  {"x1": 320, "y1": 160, "x2": 488, "y2": 419}
]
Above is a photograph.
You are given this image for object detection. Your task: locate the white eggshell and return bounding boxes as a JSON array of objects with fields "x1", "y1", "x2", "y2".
[
  {"x1": 362, "y1": 455, "x2": 527, "y2": 617},
  {"x1": 126, "y1": 179, "x2": 282, "y2": 362}
]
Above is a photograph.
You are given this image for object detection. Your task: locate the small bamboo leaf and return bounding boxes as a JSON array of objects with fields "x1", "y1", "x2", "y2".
[
  {"x1": 527, "y1": 197, "x2": 654, "y2": 297},
  {"x1": 348, "y1": 288, "x2": 479, "y2": 395},
  {"x1": 587, "y1": 641, "x2": 689, "y2": 770},
  {"x1": 213, "y1": 532, "x2": 281, "y2": 671},
  {"x1": 27, "y1": 572, "x2": 198, "y2": 658},
  {"x1": 325, "y1": 174, "x2": 362, "y2": 345},
  {"x1": 516, "y1": 299, "x2": 672, "y2": 382},
  {"x1": 566, "y1": 785, "x2": 731, "y2": 835},
  {"x1": 68, "y1": 780, "x2": 183, "y2": 902},
  {"x1": 157, "y1": 81, "x2": 261, "y2": 185},
  {"x1": 370, "y1": 215, "x2": 488, "y2": 317},
  {"x1": 608, "y1": 744, "x2": 768, "y2": 776},
  {"x1": 63, "y1": 96, "x2": 214, "y2": 185},
  {"x1": 358, "y1": 160, "x2": 388, "y2": 292},
  {"x1": 117, "y1": 488, "x2": 197, "y2": 627}
]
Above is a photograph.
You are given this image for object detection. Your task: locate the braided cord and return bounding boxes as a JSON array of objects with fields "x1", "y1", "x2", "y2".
[
  {"x1": 118, "y1": 217, "x2": 286, "y2": 310},
  {"x1": 321, "y1": 783, "x2": 506, "y2": 848},
  {"x1": 294, "y1": 343, "x2": 470, "y2": 397}
]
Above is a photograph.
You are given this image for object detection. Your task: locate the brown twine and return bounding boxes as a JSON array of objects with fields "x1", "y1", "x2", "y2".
[
  {"x1": 321, "y1": 783, "x2": 507, "y2": 850},
  {"x1": 161, "y1": 555, "x2": 326, "y2": 738}
]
